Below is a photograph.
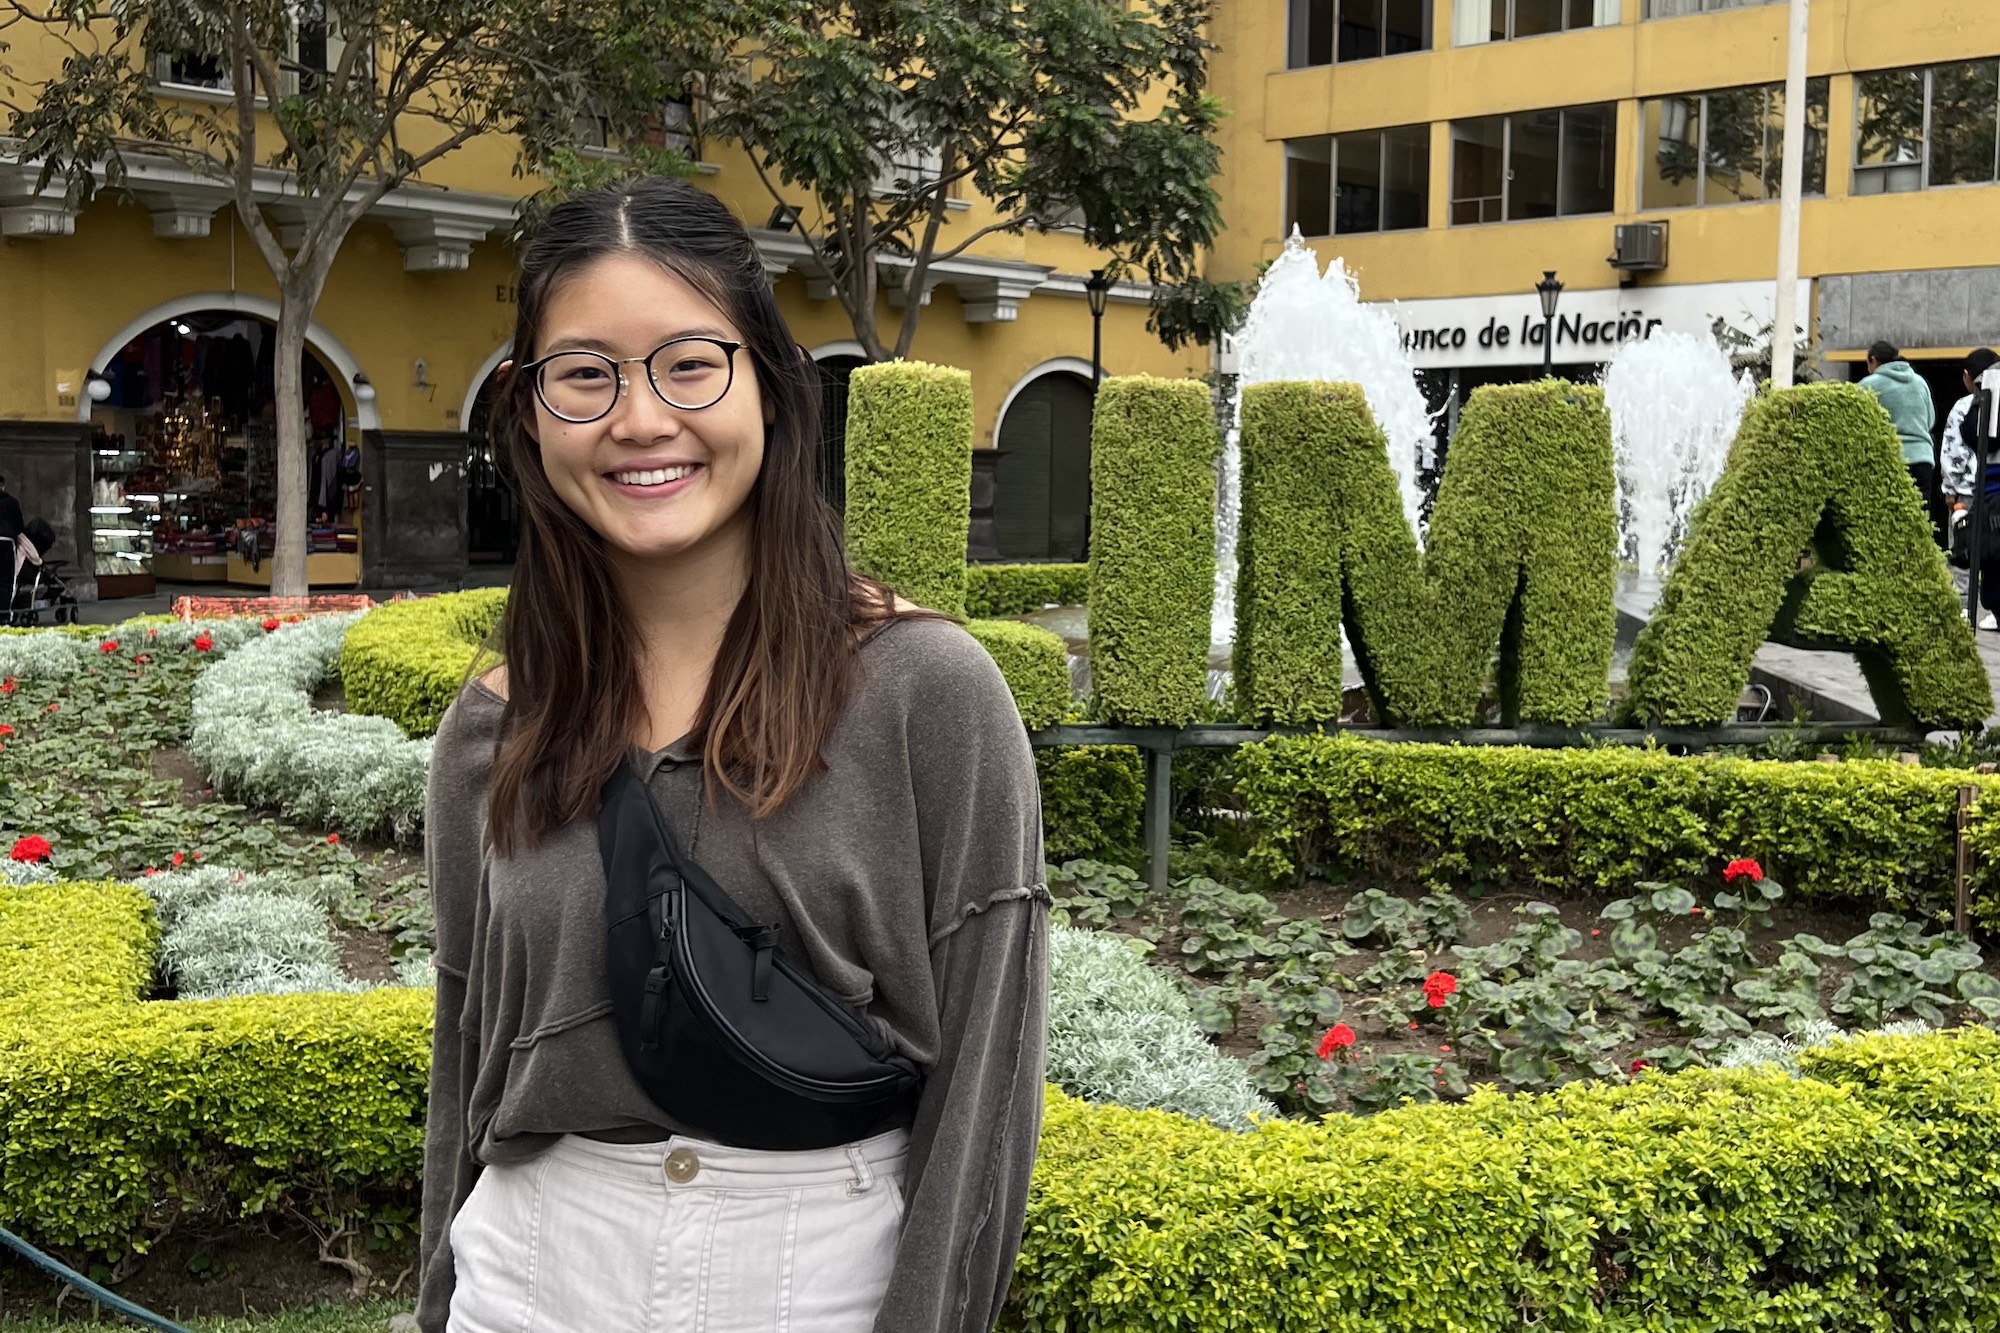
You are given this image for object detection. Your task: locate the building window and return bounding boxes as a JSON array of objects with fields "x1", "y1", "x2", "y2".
[
  {"x1": 1288, "y1": 0, "x2": 1430, "y2": 68},
  {"x1": 1643, "y1": 0, "x2": 1779, "y2": 16},
  {"x1": 1453, "y1": 0, "x2": 1619, "y2": 46},
  {"x1": 1638, "y1": 80, "x2": 1828, "y2": 208},
  {"x1": 1856, "y1": 60, "x2": 2000, "y2": 195},
  {"x1": 152, "y1": 4, "x2": 358, "y2": 97},
  {"x1": 1285, "y1": 125, "x2": 1430, "y2": 236},
  {"x1": 1450, "y1": 104, "x2": 1615, "y2": 223}
]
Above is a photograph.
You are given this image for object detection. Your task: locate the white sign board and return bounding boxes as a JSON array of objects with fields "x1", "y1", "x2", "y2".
[{"x1": 1385, "y1": 280, "x2": 1812, "y2": 371}]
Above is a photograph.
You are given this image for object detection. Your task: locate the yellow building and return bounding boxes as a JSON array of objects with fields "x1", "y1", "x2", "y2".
[
  {"x1": 0, "y1": 36, "x2": 1199, "y2": 600},
  {"x1": 1209, "y1": 0, "x2": 2000, "y2": 430}
]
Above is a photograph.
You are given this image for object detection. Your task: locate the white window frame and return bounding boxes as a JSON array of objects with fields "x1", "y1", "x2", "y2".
[
  {"x1": 1450, "y1": 104, "x2": 1615, "y2": 225},
  {"x1": 1637, "y1": 81, "x2": 1829, "y2": 209},
  {"x1": 1853, "y1": 61, "x2": 2000, "y2": 197},
  {"x1": 1455, "y1": 0, "x2": 1620, "y2": 47}
]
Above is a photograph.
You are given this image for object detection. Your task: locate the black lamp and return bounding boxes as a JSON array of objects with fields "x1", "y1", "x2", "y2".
[
  {"x1": 1535, "y1": 270, "x2": 1563, "y2": 377},
  {"x1": 1085, "y1": 268, "x2": 1111, "y2": 390}
]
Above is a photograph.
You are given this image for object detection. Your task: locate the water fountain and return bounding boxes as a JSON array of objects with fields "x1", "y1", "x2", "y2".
[
  {"x1": 1601, "y1": 331, "x2": 1754, "y2": 586},
  {"x1": 1211, "y1": 230, "x2": 1436, "y2": 646}
]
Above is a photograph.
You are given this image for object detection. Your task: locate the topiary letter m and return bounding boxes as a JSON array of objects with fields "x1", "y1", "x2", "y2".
[{"x1": 1626, "y1": 382, "x2": 1991, "y2": 729}]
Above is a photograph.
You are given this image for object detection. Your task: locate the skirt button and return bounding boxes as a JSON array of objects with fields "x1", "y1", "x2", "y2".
[{"x1": 664, "y1": 1147, "x2": 700, "y2": 1183}]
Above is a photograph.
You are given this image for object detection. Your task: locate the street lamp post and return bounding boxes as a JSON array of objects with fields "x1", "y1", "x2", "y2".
[
  {"x1": 1085, "y1": 268, "x2": 1111, "y2": 390},
  {"x1": 1536, "y1": 270, "x2": 1564, "y2": 378}
]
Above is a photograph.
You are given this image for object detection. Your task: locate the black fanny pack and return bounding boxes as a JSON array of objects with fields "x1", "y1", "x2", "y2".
[{"x1": 597, "y1": 763, "x2": 922, "y2": 1150}]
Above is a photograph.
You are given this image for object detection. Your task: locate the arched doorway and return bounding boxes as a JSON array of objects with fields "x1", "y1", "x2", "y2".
[
  {"x1": 995, "y1": 370, "x2": 1094, "y2": 562},
  {"x1": 813, "y1": 344, "x2": 869, "y2": 515},
  {"x1": 464, "y1": 361, "x2": 519, "y2": 564},
  {"x1": 83, "y1": 308, "x2": 356, "y2": 595}
]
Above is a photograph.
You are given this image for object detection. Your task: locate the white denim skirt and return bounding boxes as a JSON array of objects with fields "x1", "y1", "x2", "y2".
[{"x1": 446, "y1": 1128, "x2": 908, "y2": 1333}]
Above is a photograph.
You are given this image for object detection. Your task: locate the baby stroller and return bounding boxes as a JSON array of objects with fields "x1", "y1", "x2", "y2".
[{"x1": 4, "y1": 517, "x2": 81, "y2": 626}]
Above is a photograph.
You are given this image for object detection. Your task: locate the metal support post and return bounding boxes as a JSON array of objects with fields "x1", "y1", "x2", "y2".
[{"x1": 1143, "y1": 744, "x2": 1173, "y2": 894}]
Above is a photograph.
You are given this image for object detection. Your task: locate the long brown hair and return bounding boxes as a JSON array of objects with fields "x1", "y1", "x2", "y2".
[{"x1": 485, "y1": 178, "x2": 901, "y2": 853}]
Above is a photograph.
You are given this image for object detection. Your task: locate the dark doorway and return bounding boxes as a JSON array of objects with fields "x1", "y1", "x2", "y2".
[
  {"x1": 817, "y1": 354, "x2": 868, "y2": 515},
  {"x1": 995, "y1": 372, "x2": 1095, "y2": 562},
  {"x1": 465, "y1": 370, "x2": 519, "y2": 564}
]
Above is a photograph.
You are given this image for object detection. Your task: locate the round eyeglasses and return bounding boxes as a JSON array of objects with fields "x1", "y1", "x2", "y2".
[{"x1": 519, "y1": 336, "x2": 745, "y2": 423}]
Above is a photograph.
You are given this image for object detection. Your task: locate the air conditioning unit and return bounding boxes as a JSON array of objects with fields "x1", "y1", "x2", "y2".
[{"x1": 1610, "y1": 221, "x2": 1669, "y2": 272}]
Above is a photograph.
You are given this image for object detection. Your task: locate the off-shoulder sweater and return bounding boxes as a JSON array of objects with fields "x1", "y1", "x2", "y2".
[{"x1": 415, "y1": 616, "x2": 1050, "y2": 1333}]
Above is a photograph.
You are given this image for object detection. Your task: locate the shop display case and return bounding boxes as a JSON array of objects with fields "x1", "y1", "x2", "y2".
[{"x1": 88, "y1": 434, "x2": 156, "y2": 598}]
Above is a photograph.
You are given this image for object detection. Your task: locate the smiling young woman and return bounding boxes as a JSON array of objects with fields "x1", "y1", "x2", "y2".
[{"x1": 415, "y1": 179, "x2": 1049, "y2": 1333}]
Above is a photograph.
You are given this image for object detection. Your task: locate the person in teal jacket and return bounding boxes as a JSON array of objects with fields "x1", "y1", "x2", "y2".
[{"x1": 1861, "y1": 339, "x2": 1941, "y2": 544}]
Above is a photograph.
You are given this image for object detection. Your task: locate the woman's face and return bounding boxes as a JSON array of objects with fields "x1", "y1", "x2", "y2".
[{"x1": 527, "y1": 253, "x2": 768, "y2": 568}]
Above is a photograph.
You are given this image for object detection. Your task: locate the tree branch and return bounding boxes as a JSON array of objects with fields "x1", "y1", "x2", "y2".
[{"x1": 228, "y1": 21, "x2": 288, "y2": 276}]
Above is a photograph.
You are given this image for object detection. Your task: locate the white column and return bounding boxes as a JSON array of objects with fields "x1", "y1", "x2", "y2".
[{"x1": 1770, "y1": 0, "x2": 1810, "y2": 388}]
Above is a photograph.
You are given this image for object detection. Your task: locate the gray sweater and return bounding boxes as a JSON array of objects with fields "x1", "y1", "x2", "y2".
[{"x1": 416, "y1": 617, "x2": 1050, "y2": 1333}]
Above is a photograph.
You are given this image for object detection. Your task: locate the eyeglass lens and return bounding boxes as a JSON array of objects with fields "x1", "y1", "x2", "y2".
[{"x1": 536, "y1": 339, "x2": 736, "y2": 421}]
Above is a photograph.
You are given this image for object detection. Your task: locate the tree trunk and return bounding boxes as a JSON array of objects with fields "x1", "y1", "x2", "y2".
[{"x1": 269, "y1": 285, "x2": 315, "y2": 598}]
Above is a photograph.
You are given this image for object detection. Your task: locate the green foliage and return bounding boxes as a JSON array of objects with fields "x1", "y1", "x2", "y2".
[
  {"x1": 1233, "y1": 379, "x2": 1617, "y2": 727},
  {"x1": 1233, "y1": 733, "x2": 2000, "y2": 924},
  {"x1": 0, "y1": 881, "x2": 429, "y2": 1259},
  {"x1": 1017, "y1": 1030, "x2": 2000, "y2": 1331},
  {"x1": 965, "y1": 563, "x2": 1089, "y2": 618},
  {"x1": 701, "y1": 0, "x2": 1223, "y2": 360},
  {"x1": 844, "y1": 361, "x2": 974, "y2": 617},
  {"x1": 1628, "y1": 382, "x2": 1991, "y2": 728},
  {"x1": 1037, "y1": 747, "x2": 1145, "y2": 862},
  {"x1": 963, "y1": 619, "x2": 1070, "y2": 732},
  {"x1": 339, "y1": 590, "x2": 506, "y2": 737},
  {"x1": 1087, "y1": 375, "x2": 1219, "y2": 726}
]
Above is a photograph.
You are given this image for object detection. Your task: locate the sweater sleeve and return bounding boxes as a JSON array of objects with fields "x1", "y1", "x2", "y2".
[
  {"x1": 872, "y1": 623, "x2": 1051, "y2": 1333},
  {"x1": 415, "y1": 692, "x2": 500, "y2": 1333}
]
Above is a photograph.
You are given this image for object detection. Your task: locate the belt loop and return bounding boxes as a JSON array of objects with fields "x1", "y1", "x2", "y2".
[{"x1": 844, "y1": 1143, "x2": 873, "y2": 1196}]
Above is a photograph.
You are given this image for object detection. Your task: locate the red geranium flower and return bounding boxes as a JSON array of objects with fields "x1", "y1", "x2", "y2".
[
  {"x1": 1317, "y1": 1023, "x2": 1356, "y2": 1059},
  {"x1": 1630, "y1": 1058, "x2": 1649, "y2": 1074},
  {"x1": 326, "y1": 832, "x2": 340, "y2": 845},
  {"x1": 0, "y1": 725, "x2": 13, "y2": 737},
  {"x1": 1423, "y1": 971, "x2": 1458, "y2": 1009},
  {"x1": 262, "y1": 618, "x2": 281, "y2": 632},
  {"x1": 192, "y1": 633, "x2": 214, "y2": 652},
  {"x1": 1723, "y1": 858, "x2": 1764, "y2": 883},
  {"x1": 171, "y1": 852, "x2": 184, "y2": 868},
  {"x1": 45, "y1": 703, "x2": 57, "y2": 713},
  {"x1": 99, "y1": 640, "x2": 119, "y2": 654},
  {"x1": 2, "y1": 677, "x2": 16, "y2": 694},
  {"x1": 135, "y1": 654, "x2": 151, "y2": 665},
  {"x1": 10, "y1": 835, "x2": 52, "y2": 863}
]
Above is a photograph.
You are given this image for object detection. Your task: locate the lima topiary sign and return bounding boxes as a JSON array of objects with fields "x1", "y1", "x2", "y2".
[{"x1": 1230, "y1": 378, "x2": 1987, "y2": 732}]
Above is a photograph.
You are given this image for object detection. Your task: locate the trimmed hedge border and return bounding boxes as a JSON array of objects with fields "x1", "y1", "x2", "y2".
[
  {"x1": 1233, "y1": 733, "x2": 2000, "y2": 925},
  {"x1": 1628, "y1": 382, "x2": 1991, "y2": 729},
  {"x1": 843, "y1": 360, "x2": 974, "y2": 617},
  {"x1": 1234, "y1": 379, "x2": 1617, "y2": 727},
  {"x1": 11, "y1": 881, "x2": 2000, "y2": 1331},
  {"x1": 1017, "y1": 1030, "x2": 2000, "y2": 1330},
  {"x1": 343, "y1": 590, "x2": 1068, "y2": 740},
  {"x1": 966, "y1": 563, "x2": 1089, "y2": 618},
  {"x1": 340, "y1": 589, "x2": 506, "y2": 736},
  {"x1": 1087, "y1": 375, "x2": 1219, "y2": 726}
]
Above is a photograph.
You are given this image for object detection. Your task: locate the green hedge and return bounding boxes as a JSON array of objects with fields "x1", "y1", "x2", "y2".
[
  {"x1": 1232, "y1": 733, "x2": 2000, "y2": 924},
  {"x1": 966, "y1": 563, "x2": 1089, "y2": 618},
  {"x1": 1087, "y1": 375, "x2": 1219, "y2": 726},
  {"x1": 1037, "y1": 746, "x2": 1145, "y2": 862},
  {"x1": 1233, "y1": 379, "x2": 1616, "y2": 728},
  {"x1": 340, "y1": 589, "x2": 506, "y2": 736},
  {"x1": 843, "y1": 360, "x2": 974, "y2": 617},
  {"x1": 1016, "y1": 1029, "x2": 2000, "y2": 1331},
  {"x1": 1628, "y1": 382, "x2": 1991, "y2": 729},
  {"x1": 0, "y1": 882, "x2": 428, "y2": 1256},
  {"x1": 13, "y1": 880, "x2": 2000, "y2": 1329},
  {"x1": 965, "y1": 619, "x2": 1072, "y2": 732}
]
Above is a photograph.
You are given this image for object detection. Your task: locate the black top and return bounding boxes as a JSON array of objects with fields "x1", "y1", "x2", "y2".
[{"x1": 0, "y1": 490, "x2": 24, "y2": 542}]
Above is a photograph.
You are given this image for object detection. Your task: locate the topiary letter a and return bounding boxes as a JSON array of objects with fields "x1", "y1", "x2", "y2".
[{"x1": 1627, "y1": 381, "x2": 1991, "y2": 729}]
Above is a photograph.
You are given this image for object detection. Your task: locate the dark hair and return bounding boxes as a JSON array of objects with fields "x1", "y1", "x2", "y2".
[
  {"x1": 485, "y1": 177, "x2": 906, "y2": 853},
  {"x1": 1868, "y1": 340, "x2": 1901, "y2": 365},
  {"x1": 1967, "y1": 348, "x2": 1999, "y2": 379}
]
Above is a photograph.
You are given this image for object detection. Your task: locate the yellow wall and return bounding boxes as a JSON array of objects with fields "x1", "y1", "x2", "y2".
[
  {"x1": 0, "y1": 22, "x2": 1196, "y2": 440},
  {"x1": 1210, "y1": 0, "x2": 2000, "y2": 307}
]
